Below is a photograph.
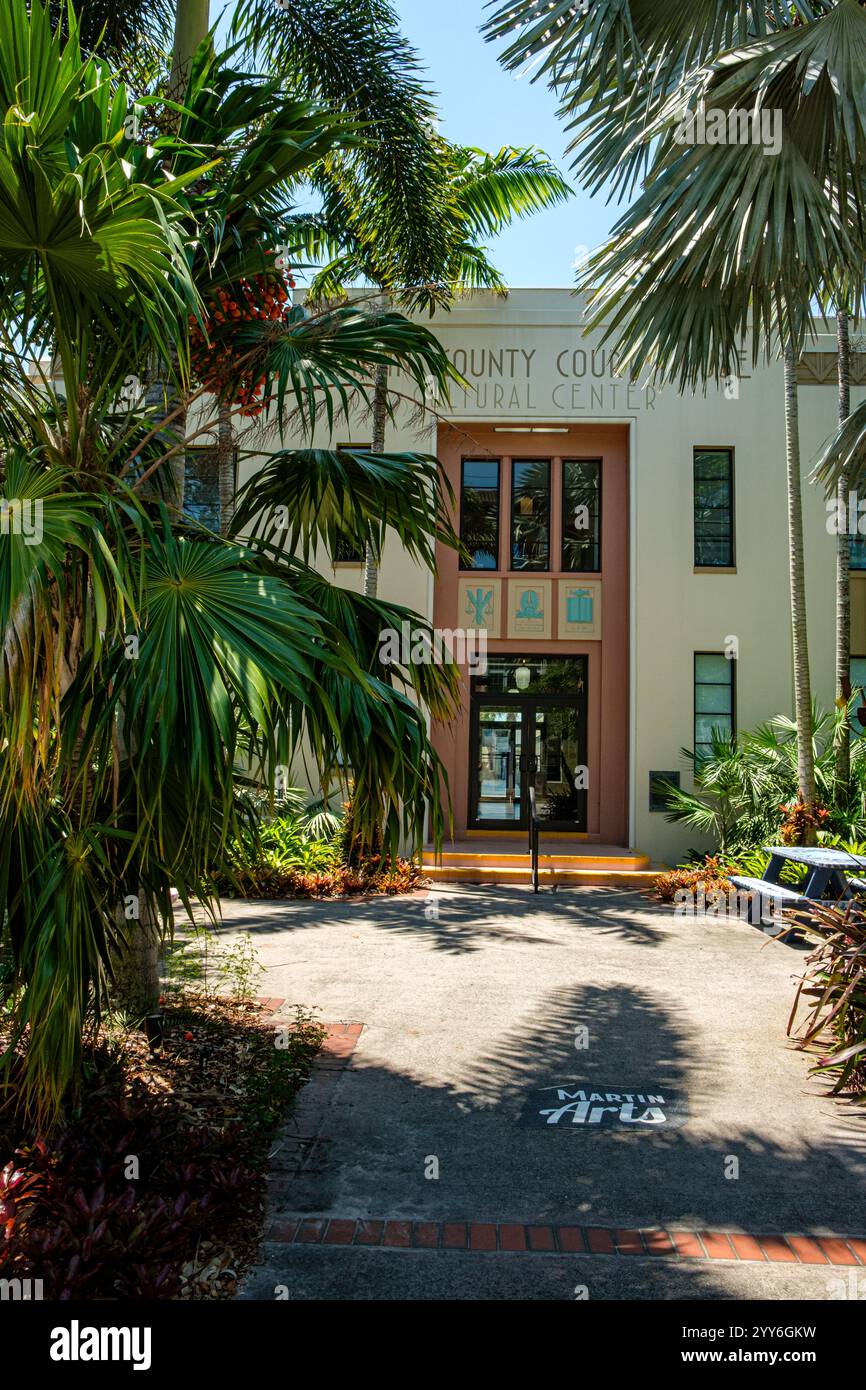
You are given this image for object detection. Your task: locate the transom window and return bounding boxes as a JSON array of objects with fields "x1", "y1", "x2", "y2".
[
  {"x1": 562, "y1": 459, "x2": 601, "y2": 572},
  {"x1": 511, "y1": 459, "x2": 551, "y2": 570}
]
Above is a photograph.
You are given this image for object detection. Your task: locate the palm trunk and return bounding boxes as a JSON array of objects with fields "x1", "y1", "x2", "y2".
[
  {"x1": 170, "y1": 0, "x2": 210, "y2": 101},
  {"x1": 217, "y1": 398, "x2": 235, "y2": 536},
  {"x1": 783, "y1": 339, "x2": 816, "y2": 819},
  {"x1": 835, "y1": 309, "x2": 851, "y2": 802},
  {"x1": 363, "y1": 363, "x2": 388, "y2": 599},
  {"x1": 161, "y1": 2, "x2": 211, "y2": 508},
  {"x1": 117, "y1": 0, "x2": 212, "y2": 1013},
  {"x1": 112, "y1": 899, "x2": 160, "y2": 1019},
  {"x1": 145, "y1": 364, "x2": 185, "y2": 514}
]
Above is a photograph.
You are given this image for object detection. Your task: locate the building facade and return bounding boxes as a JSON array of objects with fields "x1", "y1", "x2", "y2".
[{"x1": 238, "y1": 289, "x2": 866, "y2": 864}]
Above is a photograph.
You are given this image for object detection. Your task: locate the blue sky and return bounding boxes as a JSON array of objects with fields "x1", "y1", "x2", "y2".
[
  {"x1": 393, "y1": 0, "x2": 614, "y2": 287},
  {"x1": 215, "y1": 0, "x2": 619, "y2": 287}
]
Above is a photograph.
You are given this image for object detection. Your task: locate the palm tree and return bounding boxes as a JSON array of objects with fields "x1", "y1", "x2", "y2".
[
  {"x1": 485, "y1": 0, "x2": 866, "y2": 815},
  {"x1": 293, "y1": 142, "x2": 570, "y2": 595},
  {"x1": 835, "y1": 306, "x2": 852, "y2": 798},
  {"x1": 0, "y1": 1, "x2": 460, "y2": 1121},
  {"x1": 234, "y1": 0, "x2": 452, "y2": 294}
]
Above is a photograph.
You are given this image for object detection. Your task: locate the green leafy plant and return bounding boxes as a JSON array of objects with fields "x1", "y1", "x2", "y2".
[
  {"x1": 0, "y1": 2, "x2": 460, "y2": 1123},
  {"x1": 788, "y1": 899, "x2": 866, "y2": 1098},
  {"x1": 660, "y1": 703, "x2": 866, "y2": 855},
  {"x1": 216, "y1": 937, "x2": 264, "y2": 1006}
]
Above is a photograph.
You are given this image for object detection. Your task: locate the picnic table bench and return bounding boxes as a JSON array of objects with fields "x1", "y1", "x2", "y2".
[{"x1": 729, "y1": 845, "x2": 866, "y2": 939}]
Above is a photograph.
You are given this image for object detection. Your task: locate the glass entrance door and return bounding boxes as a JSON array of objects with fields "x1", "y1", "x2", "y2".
[
  {"x1": 531, "y1": 705, "x2": 587, "y2": 828},
  {"x1": 473, "y1": 706, "x2": 524, "y2": 824},
  {"x1": 469, "y1": 658, "x2": 588, "y2": 831}
]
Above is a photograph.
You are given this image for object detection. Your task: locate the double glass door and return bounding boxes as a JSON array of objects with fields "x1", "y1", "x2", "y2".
[{"x1": 470, "y1": 698, "x2": 587, "y2": 831}]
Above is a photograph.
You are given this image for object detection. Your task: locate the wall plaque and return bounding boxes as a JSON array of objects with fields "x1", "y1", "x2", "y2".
[
  {"x1": 558, "y1": 579, "x2": 602, "y2": 639},
  {"x1": 457, "y1": 578, "x2": 501, "y2": 638},
  {"x1": 507, "y1": 579, "x2": 552, "y2": 639}
]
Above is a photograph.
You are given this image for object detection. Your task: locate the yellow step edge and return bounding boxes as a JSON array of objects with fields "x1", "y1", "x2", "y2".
[
  {"x1": 422, "y1": 850, "x2": 653, "y2": 861},
  {"x1": 423, "y1": 866, "x2": 659, "y2": 885}
]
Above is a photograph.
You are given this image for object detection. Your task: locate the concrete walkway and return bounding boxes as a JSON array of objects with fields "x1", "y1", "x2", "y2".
[{"x1": 227, "y1": 885, "x2": 866, "y2": 1299}]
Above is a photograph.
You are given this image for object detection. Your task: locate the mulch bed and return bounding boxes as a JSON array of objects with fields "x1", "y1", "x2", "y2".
[{"x1": 0, "y1": 993, "x2": 324, "y2": 1299}]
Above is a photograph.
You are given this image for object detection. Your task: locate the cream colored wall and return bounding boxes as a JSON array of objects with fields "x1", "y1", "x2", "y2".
[
  {"x1": 235, "y1": 289, "x2": 855, "y2": 864},
  {"x1": 630, "y1": 346, "x2": 865, "y2": 864}
]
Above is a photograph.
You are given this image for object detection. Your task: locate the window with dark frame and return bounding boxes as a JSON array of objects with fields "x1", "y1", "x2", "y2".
[
  {"x1": 851, "y1": 657, "x2": 866, "y2": 694},
  {"x1": 561, "y1": 459, "x2": 601, "y2": 572},
  {"x1": 184, "y1": 444, "x2": 236, "y2": 534},
  {"x1": 649, "y1": 770, "x2": 680, "y2": 812},
  {"x1": 850, "y1": 658, "x2": 866, "y2": 735},
  {"x1": 333, "y1": 444, "x2": 370, "y2": 563},
  {"x1": 694, "y1": 652, "x2": 735, "y2": 760},
  {"x1": 851, "y1": 537, "x2": 866, "y2": 571},
  {"x1": 510, "y1": 458, "x2": 550, "y2": 571},
  {"x1": 694, "y1": 448, "x2": 734, "y2": 568},
  {"x1": 460, "y1": 458, "x2": 500, "y2": 570}
]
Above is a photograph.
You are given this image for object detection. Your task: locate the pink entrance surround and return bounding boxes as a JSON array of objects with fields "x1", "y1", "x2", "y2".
[{"x1": 432, "y1": 422, "x2": 630, "y2": 844}]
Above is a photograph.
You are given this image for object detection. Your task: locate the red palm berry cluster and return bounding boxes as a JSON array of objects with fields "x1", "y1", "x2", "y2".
[{"x1": 189, "y1": 266, "x2": 297, "y2": 417}]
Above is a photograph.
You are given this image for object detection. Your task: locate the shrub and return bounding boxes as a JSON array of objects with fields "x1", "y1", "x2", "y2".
[
  {"x1": 655, "y1": 856, "x2": 734, "y2": 904},
  {"x1": 778, "y1": 798, "x2": 831, "y2": 845},
  {"x1": 0, "y1": 998, "x2": 325, "y2": 1298},
  {"x1": 660, "y1": 702, "x2": 866, "y2": 855},
  {"x1": 217, "y1": 790, "x2": 424, "y2": 898},
  {"x1": 788, "y1": 900, "x2": 866, "y2": 1098},
  {"x1": 287, "y1": 856, "x2": 425, "y2": 898}
]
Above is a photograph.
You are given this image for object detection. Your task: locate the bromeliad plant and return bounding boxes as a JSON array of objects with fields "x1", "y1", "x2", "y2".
[
  {"x1": 0, "y1": 2, "x2": 460, "y2": 1123},
  {"x1": 788, "y1": 899, "x2": 866, "y2": 1098}
]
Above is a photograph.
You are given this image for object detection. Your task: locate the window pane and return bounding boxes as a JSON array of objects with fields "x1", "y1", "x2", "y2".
[
  {"x1": 332, "y1": 444, "x2": 370, "y2": 562},
  {"x1": 694, "y1": 449, "x2": 734, "y2": 567},
  {"x1": 851, "y1": 537, "x2": 866, "y2": 571},
  {"x1": 694, "y1": 652, "x2": 734, "y2": 757},
  {"x1": 695, "y1": 685, "x2": 731, "y2": 713},
  {"x1": 695, "y1": 714, "x2": 732, "y2": 745},
  {"x1": 334, "y1": 540, "x2": 363, "y2": 562},
  {"x1": 852, "y1": 658, "x2": 866, "y2": 692},
  {"x1": 184, "y1": 446, "x2": 224, "y2": 532},
  {"x1": 511, "y1": 459, "x2": 550, "y2": 570},
  {"x1": 562, "y1": 459, "x2": 601, "y2": 571},
  {"x1": 461, "y1": 459, "x2": 500, "y2": 570},
  {"x1": 695, "y1": 653, "x2": 730, "y2": 684}
]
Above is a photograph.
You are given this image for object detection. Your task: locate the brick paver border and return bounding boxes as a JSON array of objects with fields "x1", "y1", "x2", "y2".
[{"x1": 262, "y1": 1217, "x2": 866, "y2": 1265}]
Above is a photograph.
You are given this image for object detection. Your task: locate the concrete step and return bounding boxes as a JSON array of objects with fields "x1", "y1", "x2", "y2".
[
  {"x1": 422, "y1": 864, "x2": 659, "y2": 887},
  {"x1": 422, "y1": 850, "x2": 651, "y2": 871}
]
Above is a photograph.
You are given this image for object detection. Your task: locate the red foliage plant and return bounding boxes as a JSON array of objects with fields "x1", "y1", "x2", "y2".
[
  {"x1": 655, "y1": 855, "x2": 735, "y2": 905},
  {"x1": 0, "y1": 1088, "x2": 246, "y2": 1299},
  {"x1": 778, "y1": 799, "x2": 830, "y2": 846}
]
